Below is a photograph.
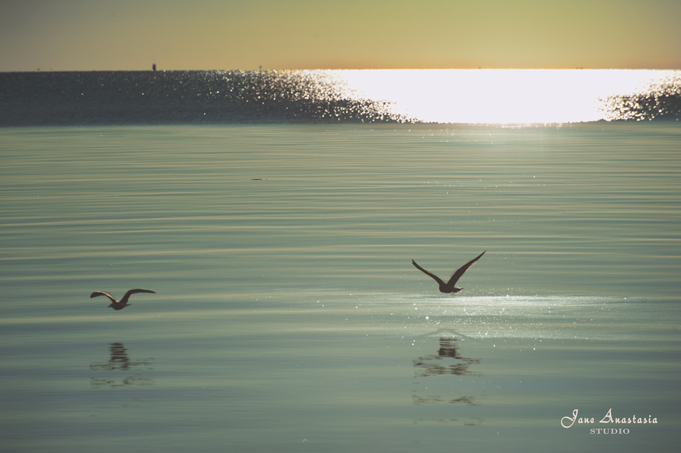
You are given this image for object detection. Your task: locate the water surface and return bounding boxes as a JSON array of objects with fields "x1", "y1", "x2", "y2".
[{"x1": 1, "y1": 123, "x2": 680, "y2": 452}]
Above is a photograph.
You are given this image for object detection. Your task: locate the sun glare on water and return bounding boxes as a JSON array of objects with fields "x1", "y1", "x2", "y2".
[{"x1": 330, "y1": 69, "x2": 679, "y2": 124}]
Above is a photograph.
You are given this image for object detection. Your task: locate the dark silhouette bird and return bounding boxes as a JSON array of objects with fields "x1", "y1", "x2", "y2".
[
  {"x1": 412, "y1": 251, "x2": 485, "y2": 294},
  {"x1": 90, "y1": 289, "x2": 156, "y2": 310}
]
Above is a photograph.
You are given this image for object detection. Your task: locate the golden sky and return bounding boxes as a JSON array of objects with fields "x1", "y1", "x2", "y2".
[{"x1": 1, "y1": 0, "x2": 680, "y2": 71}]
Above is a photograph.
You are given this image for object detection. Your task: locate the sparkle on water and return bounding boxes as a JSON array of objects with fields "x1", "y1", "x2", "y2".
[{"x1": 328, "y1": 69, "x2": 681, "y2": 123}]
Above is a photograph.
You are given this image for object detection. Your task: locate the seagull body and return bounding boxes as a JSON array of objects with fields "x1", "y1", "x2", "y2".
[
  {"x1": 412, "y1": 251, "x2": 485, "y2": 294},
  {"x1": 90, "y1": 289, "x2": 156, "y2": 310}
]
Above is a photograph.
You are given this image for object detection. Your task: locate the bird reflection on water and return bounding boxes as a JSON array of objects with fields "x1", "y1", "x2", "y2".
[
  {"x1": 412, "y1": 335, "x2": 483, "y2": 426},
  {"x1": 413, "y1": 337, "x2": 481, "y2": 378},
  {"x1": 90, "y1": 343, "x2": 155, "y2": 388}
]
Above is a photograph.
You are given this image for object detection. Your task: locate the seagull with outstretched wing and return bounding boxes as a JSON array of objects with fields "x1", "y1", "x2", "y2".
[
  {"x1": 90, "y1": 289, "x2": 156, "y2": 310},
  {"x1": 412, "y1": 251, "x2": 485, "y2": 294}
]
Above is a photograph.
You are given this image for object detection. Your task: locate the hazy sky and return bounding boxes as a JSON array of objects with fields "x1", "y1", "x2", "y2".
[{"x1": 1, "y1": 0, "x2": 680, "y2": 71}]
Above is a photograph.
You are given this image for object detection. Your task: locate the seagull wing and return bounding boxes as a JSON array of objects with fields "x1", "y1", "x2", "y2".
[
  {"x1": 446, "y1": 251, "x2": 486, "y2": 286},
  {"x1": 90, "y1": 291, "x2": 117, "y2": 303},
  {"x1": 412, "y1": 260, "x2": 446, "y2": 286},
  {"x1": 120, "y1": 289, "x2": 156, "y2": 304}
]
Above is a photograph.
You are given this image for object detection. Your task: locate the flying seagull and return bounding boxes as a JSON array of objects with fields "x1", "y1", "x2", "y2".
[
  {"x1": 412, "y1": 251, "x2": 485, "y2": 294},
  {"x1": 90, "y1": 289, "x2": 156, "y2": 310}
]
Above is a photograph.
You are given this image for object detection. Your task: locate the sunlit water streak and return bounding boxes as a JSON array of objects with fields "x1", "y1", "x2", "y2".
[
  {"x1": 2, "y1": 69, "x2": 680, "y2": 125},
  {"x1": 334, "y1": 69, "x2": 681, "y2": 123},
  {"x1": 1, "y1": 124, "x2": 680, "y2": 452}
]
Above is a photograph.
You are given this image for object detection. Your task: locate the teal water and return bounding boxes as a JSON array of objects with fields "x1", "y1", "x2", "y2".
[{"x1": 1, "y1": 123, "x2": 680, "y2": 452}]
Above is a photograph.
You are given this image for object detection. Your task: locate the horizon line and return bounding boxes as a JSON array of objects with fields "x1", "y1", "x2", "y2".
[{"x1": 3, "y1": 67, "x2": 681, "y2": 74}]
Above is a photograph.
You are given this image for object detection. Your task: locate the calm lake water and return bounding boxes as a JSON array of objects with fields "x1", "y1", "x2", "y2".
[{"x1": 1, "y1": 123, "x2": 680, "y2": 452}]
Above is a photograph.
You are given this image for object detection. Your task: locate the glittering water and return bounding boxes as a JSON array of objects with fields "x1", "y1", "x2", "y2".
[
  {"x1": 1, "y1": 123, "x2": 680, "y2": 452},
  {"x1": 2, "y1": 69, "x2": 680, "y2": 126},
  {"x1": 335, "y1": 69, "x2": 681, "y2": 123}
]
